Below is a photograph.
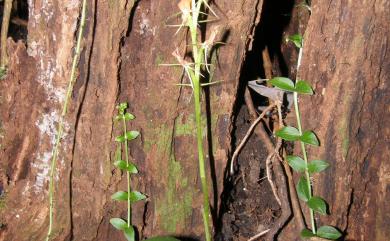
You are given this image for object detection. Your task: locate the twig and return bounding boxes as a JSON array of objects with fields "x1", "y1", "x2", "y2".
[
  {"x1": 265, "y1": 152, "x2": 281, "y2": 206},
  {"x1": 1, "y1": 0, "x2": 13, "y2": 68},
  {"x1": 248, "y1": 229, "x2": 270, "y2": 241},
  {"x1": 230, "y1": 103, "x2": 276, "y2": 174}
]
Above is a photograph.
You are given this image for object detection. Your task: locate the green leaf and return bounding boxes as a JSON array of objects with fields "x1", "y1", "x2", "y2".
[
  {"x1": 123, "y1": 226, "x2": 135, "y2": 241},
  {"x1": 130, "y1": 191, "x2": 147, "y2": 203},
  {"x1": 115, "y1": 135, "x2": 126, "y2": 143},
  {"x1": 297, "y1": 175, "x2": 310, "y2": 202},
  {"x1": 295, "y1": 80, "x2": 313, "y2": 95},
  {"x1": 111, "y1": 191, "x2": 128, "y2": 201},
  {"x1": 126, "y1": 131, "x2": 140, "y2": 140},
  {"x1": 110, "y1": 218, "x2": 127, "y2": 230},
  {"x1": 300, "y1": 131, "x2": 320, "y2": 146},
  {"x1": 287, "y1": 155, "x2": 307, "y2": 172},
  {"x1": 300, "y1": 229, "x2": 316, "y2": 238},
  {"x1": 115, "y1": 115, "x2": 123, "y2": 121},
  {"x1": 124, "y1": 113, "x2": 135, "y2": 121},
  {"x1": 269, "y1": 77, "x2": 296, "y2": 92},
  {"x1": 287, "y1": 34, "x2": 303, "y2": 48},
  {"x1": 114, "y1": 160, "x2": 138, "y2": 174},
  {"x1": 144, "y1": 237, "x2": 181, "y2": 241},
  {"x1": 307, "y1": 196, "x2": 328, "y2": 215},
  {"x1": 317, "y1": 226, "x2": 342, "y2": 240},
  {"x1": 119, "y1": 102, "x2": 128, "y2": 110},
  {"x1": 308, "y1": 160, "x2": 329, "y2": 173},
  {"x1": 276, "y1": 126, "x2": 301, "y2": 141}
]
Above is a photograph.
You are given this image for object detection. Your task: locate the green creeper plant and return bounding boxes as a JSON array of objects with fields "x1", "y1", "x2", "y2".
[
  {"x1": 268, "y1": 34, "x2": 342, "y2": 240},
  {"x1": 162, "y1": 1, "x2": 220, "y2": 240},
  {"x1": 110, "y1": 102, "x2": 146, "y2": 241},
  {"x1": 110, "y1": 103, "x2": 179, "y2": 241},
  {"x1": 45, "y1": 0, "x2": 87, "y2": 240}
]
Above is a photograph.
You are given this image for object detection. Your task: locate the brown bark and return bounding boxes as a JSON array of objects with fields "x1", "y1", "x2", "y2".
[
  {"x1": 0, "y1": 0, "x2": 264, "y2": 240},
  {"x1": 290, "y1": 0, "x2": 389, "y2": 240}
]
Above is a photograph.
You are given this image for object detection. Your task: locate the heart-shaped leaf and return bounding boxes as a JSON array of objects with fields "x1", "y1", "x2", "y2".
[
  {"x1": 297, "y1": 175, "x2": 310, "y2": 202},
  {"x1": 300, "y1": 228, "x2": 316, "y2": 238},
  {"x1": 115, "y1": 135, "x2": 126, "y2": 143},
  {"x1": 300, "y1": 131, "x2": 320, "y2": 146},
  {"x1": 124, "y1": 113, "x2": 135, "y2": 121},
  {"x1": 114, "y1": 160, "x2": 138, "y2": 174},
  {"x1": 286, "y1": 34, "x2": 303, "y2": 48},
  {"x1": 307, "y1": 196, "x2": 328, "y2": 215},
  {"x1": 269, "y1": 77, "x2": 296, "y2": 92},
  {"x1": 126, "y1": 131, "x2": 140, "y2": 140},
  {"x1": 287, "y1": 155, "x2": 306, "y2": 172},
  {"x1": 317, "y1": 226, "x2": 342, "y2": 240},
  {"x1": 130, "y1": 191, "x2": 147, "y2": 203},
  {"x1": 308, "y1": 160, "x2": 329, "y2": 173},
  {"x1": 110, "y1": 218, "x2": 127, "y2": 230},
  {"x1": 276, "y1": 126, "x2": 301, "y2": 141},
  {"x1": 295, "y1": 80, "x2": 313, "y2": 95},
  {"x1": 144, "y1": 237, "x2": 181, "y2": 241},
  {"x1": 111, "y1": 191, "x2": 128, "y2": 201},
  {"x1": 123, "y1": 225, "x2": 135, "y2": 241}
]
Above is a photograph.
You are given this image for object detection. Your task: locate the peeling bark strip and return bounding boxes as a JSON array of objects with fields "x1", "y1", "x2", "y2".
[{"x1": 298, "y1": 0, "x2": 390, "y2": 240}]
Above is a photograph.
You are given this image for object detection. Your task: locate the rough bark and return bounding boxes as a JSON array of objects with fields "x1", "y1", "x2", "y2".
[
  {"x1": 0, "y1": 0, "x2": 264, "y2": 240},
  {"x1": 291, "y1": 1, "x2": 389, "y2": 240}
]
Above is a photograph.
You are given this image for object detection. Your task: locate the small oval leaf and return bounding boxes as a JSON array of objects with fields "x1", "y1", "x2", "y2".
[
  {"x1": 144, "y1": 237, "x2": 181, "y2": 241},
  {"x1": 308, "y1": 160, "x2": 329, "y2": 173},
  {"x1": 123, "y1": 226, "x2": 135, "y2": 241},
  {"x1": 269, "y1": 77, "x2": 296, "y2": 92},
  {"x1": 114, "y1": 160, "x2": 138, "y2": 174},
  {"x1": 295, "y1": 80, "x2": 313, "y2": 95},
  {"x1": 286, "y1": 34, "x2": 303, "y2": 48},
  {"x1": 126, "y1": 131, "x2": 140, "y2": 141},
  {"x1": 110, "y1": 218, "x2": 127, "y2": 230},
  {"x1": 124, "y1": 113, "x2": 135, "y2": 121},
  {"x1": 276, "y1": 126, "x2": 301, "y2": 141},
  {"x1": 115, "y1": 135, "x2": 126, "y2": 143},
  {"x1": 317, "y1": 226, "x2": 342, "y2": 240},
  {"x1": 287, "y1": 155, "x2": 307, "y2": 172},
  {"x1": 111, "y1": 191, "x2": 128, "y2": 201},
  {"x1": 300, "y1": 131, "x2": 320, "y2": 146},
  {"x1": 297, "y1": 175, "x2": 311, "y2": 202},
  {"x1": 307, "y1": 196, "x2": 328, "y2": 215},
  {"x1": 130, "y1": 191, "x2": 147, "y2": 203},
  {"x1": 300, "y1": 228, "x2": 316, "y2": 238}
]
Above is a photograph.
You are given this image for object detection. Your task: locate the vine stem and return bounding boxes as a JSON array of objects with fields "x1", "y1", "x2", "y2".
[
  {"x1": 122, "y1": 115, "x2": 132, "y2": 227},
  {"x1": 46, "y1": 0, "x2": 87, "y2": 240},
  {"x1": 294, "y1": 47, "x2": 316, "y2": 234}
]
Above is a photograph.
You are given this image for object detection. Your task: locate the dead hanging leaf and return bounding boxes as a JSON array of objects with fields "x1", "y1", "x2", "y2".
[{"x1": 178, "y1": 0, "x2": 192, "y2": 14}]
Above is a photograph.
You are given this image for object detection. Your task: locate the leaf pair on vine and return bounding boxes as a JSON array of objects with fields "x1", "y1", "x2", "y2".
[{"x1": 269, "y1": 73, "x2": 342, "y2": 240}]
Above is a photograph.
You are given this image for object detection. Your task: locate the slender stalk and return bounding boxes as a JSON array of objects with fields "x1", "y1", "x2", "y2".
[
  {"x1": 46, "y1": 1, "x2": 87, "y2": 240},
  {"x1": 122, "y1": 115, "x2": 132, "y2": 226},
  {"x1": 294, "y1": 47, "x2": 316, "y2": 234},
  {"x1": 293, "y1": 92, "x2": 316, "y2": 234},
  {"x1": 1, "y1": 0, "x2": 13, "y2": 68},
  {"x1": 189, "y1": 2, "x2": 212, "y2": 240}
]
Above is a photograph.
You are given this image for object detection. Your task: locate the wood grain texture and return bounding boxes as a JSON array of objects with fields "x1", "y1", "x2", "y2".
[
  {"x1": 296, "y1": 0, "x2": 390, "y2": 240},
  {"x1": 0, "y1": 0, "x2": 263, "y2": 240}
]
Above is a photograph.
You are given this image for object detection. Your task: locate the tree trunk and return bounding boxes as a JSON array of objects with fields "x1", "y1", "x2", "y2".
[
  {"x1": 0, "y1": 0, "x2": 264, "y2": 240},
  {"x1": 289, "y1": 0, "x2": 389, "y2": 240}
]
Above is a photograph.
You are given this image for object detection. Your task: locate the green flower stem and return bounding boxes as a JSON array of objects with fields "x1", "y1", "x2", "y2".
[
  {"x1": 294, "y1": 46, "x2": 316, "y2": 234},
  {"x1": 122, "y1": 115, "x2": 132, "y2": 227},
  {"x1": 46, "y1": 0, "x2": 87, "y2": 240},
  {"x1": 188, "y1": 2, "x2": 212, "y2": 241}
]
